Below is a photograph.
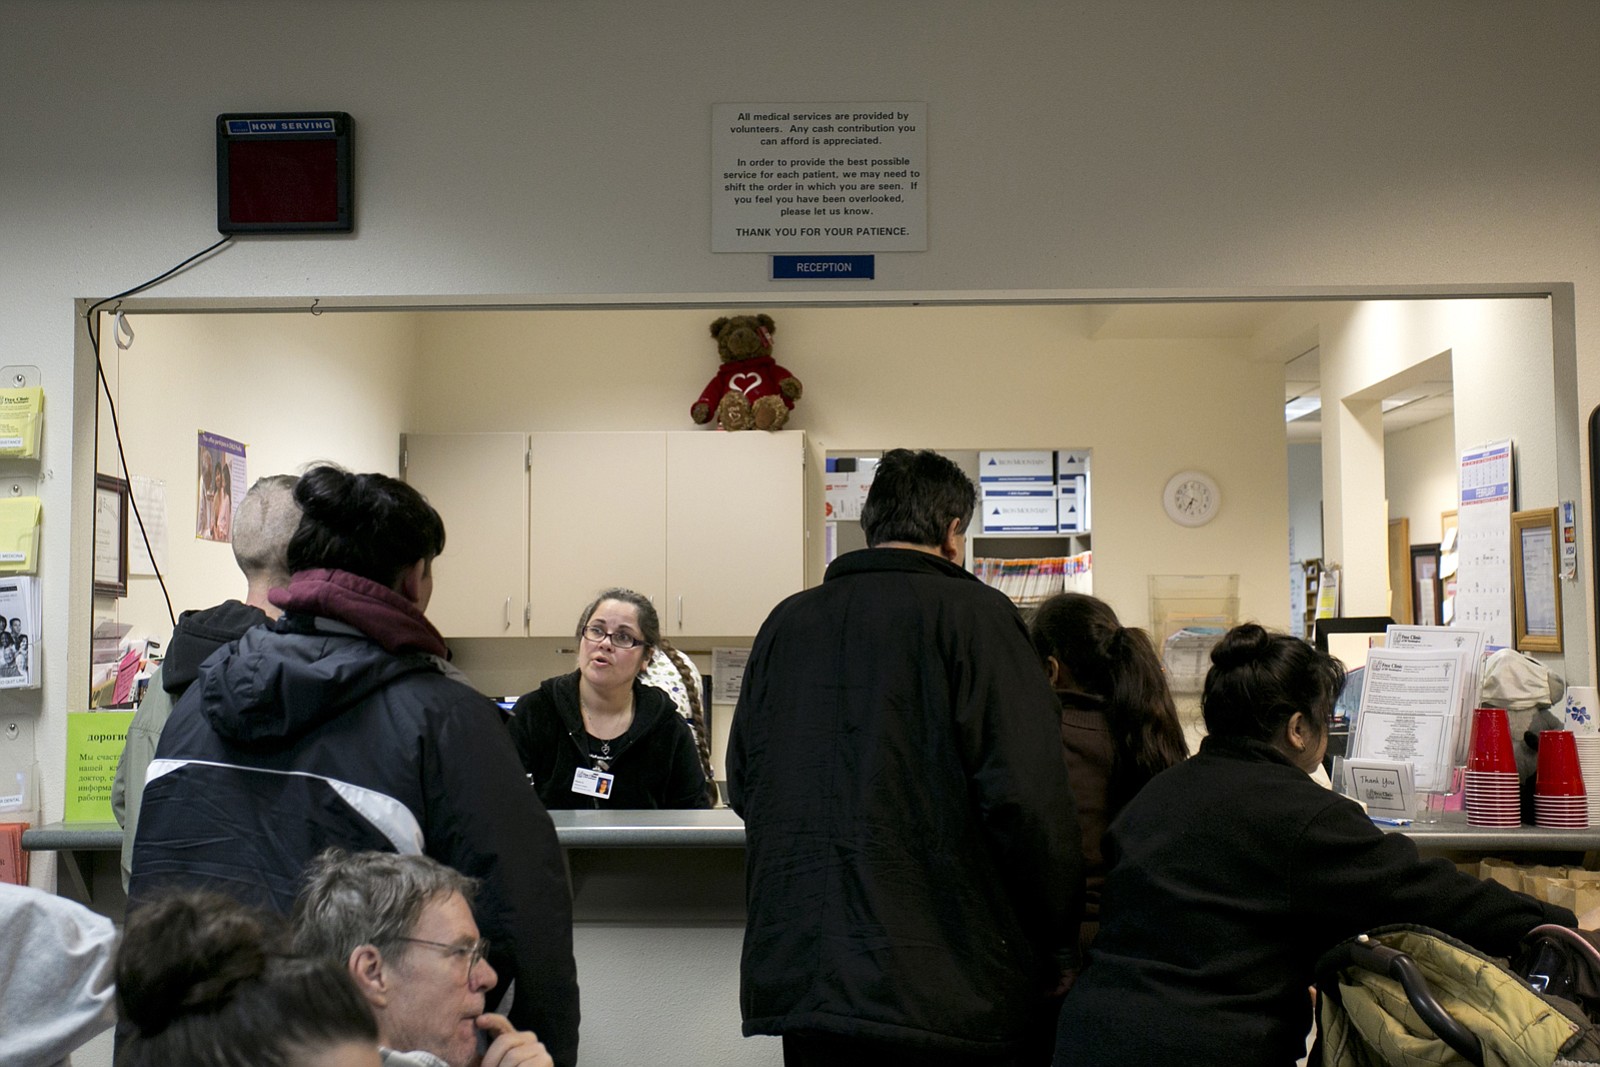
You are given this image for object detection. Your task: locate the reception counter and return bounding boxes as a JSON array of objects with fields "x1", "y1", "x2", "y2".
[
  {"x1": 26, "y1": 807, "x2": 1600, "y2": 863},
  {"x1": 21, "y1": 808, "x2": 1598, "y2": 1067},
  {"x1": 21, "y1": 809, "x2": 751, "y2": 916}
]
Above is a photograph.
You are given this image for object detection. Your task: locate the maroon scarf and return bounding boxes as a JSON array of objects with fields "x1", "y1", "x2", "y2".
[{"x1": 269, "y1": 568, "x2": 448, "y2": 659}]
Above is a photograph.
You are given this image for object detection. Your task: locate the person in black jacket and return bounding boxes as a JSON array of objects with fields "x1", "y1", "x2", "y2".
[
  {"x1": 111, "y1": 473, "x2": 302, "y2": 890},
  {"x1": 729, "y1": 449, "x2": 1084, "y2": 1067},
  {"x1": 1055, "y1": 623, "x2": 1579, "y2": 1067},
  {"x1": 508, "y1": 588, "x2": 710, "y2": 809},
  {"x1": 129, "y1": 466, "x2": 580, "y2": 1067}
]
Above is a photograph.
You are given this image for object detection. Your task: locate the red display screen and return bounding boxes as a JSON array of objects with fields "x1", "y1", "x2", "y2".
[{"x1": 227, "y1": 139, "x2": 340, "y2": 223}]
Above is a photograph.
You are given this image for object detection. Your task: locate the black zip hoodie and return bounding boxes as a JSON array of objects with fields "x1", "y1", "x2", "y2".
[{"x1": 507, "y1": 671, "x2": 710, "y2": 809}]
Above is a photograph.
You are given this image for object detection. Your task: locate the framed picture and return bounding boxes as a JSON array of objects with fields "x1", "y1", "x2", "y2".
[
  {"x1": 93, "y1": 474, "x2": 129, "y2": 598},
  {"x1": 1511, "y1": 507, "x2": 1562, "y2": 653},
  {"x1": 1409, "y1": 543, "x2": 1442, "y2": 626}
]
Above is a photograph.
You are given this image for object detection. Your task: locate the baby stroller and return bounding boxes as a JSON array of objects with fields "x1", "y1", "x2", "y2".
[{"x1": 1315, "y1": 925, "x2": 1600, "y2": 1066}]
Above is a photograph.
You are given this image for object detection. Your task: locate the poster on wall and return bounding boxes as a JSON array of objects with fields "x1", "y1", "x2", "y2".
[
  {"x1": 129, "y1": 474, "x2": 169, "y2": 576},
  {"x1": 1454, "y1": 439, "x2": 1513, "y2": 645},
  {"x1": 196, "y1": 431, "x2": 247, "y2": 543},
  {"x1": 711, "y1": 102, "x2": 927, "y2": 253}
]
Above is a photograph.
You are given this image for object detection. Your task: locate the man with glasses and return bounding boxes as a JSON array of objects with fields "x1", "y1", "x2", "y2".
[
  {"x1": 729, "y1": 449, "x2": 1084, "y2": 1066},
  {"x1": 295, "y1": 848, "x2": 554, "y2": 1067}
]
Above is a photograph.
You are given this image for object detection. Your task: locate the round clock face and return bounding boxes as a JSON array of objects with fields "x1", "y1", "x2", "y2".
[{"x1": 1163, "y1": 470, "x2": 1220, "y2": 527}]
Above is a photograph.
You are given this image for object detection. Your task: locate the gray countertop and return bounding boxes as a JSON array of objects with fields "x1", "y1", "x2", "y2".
[
  {"x1": 21, "y1": 809, "x2": 1600, "y2": 854},
  {"x1": 22, "y1": 808, "x2": 749, "y2": 853}
]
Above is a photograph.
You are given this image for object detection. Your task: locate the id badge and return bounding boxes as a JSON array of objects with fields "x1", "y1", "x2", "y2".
[{"x1": 571, "y1": 766, "x2": 615, "y2": 799}]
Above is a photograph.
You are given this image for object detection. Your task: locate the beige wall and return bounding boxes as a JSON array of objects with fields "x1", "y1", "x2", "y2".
[
  {"x1": 1386, "y1": 416, "x2": 1457, "y2": 547},
  {"x1": 97, "y1": 312, "x2": 421, "y2": 645}
]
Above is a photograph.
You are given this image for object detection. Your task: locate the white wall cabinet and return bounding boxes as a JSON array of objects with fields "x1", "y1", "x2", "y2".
[
  {"x1": 527, "y1": 432, "x2": 668, "y2": 635},
  {"x1": 400, "y1": 432, "x2": 531, "y2": 638},
  {"x1": 404, "y1": 430, "x2": 805, "y2": 638}
]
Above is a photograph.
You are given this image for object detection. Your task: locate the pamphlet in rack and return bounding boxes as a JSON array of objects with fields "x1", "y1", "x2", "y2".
[
  {"x1": 1346, "y1": 644, "x2": 1470, "y2": 794},
  {"x1": 1385, "y1": 624, "x2": 1487, "y2": 766},
  {"x1": 0, "y1": 575, "x2": 40, "y2": 689}
]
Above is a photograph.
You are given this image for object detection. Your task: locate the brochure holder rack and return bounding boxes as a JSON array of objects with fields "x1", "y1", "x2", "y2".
[{"x1": 1150, "y1": 574, "x2": 1239, "y2": 692}]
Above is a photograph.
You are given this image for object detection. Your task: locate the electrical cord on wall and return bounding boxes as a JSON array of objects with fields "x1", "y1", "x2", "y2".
[{"x1": 83, "y1": 235, "x2": 235, "y2": 628}]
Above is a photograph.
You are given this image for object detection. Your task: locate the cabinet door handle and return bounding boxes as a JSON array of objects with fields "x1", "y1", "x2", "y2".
[
  {"x1": 504, "y1": 597, "x2": 512, "y2": 631},
  {"x1": 677, "y1": 595, "x2": 683, "y2": 629}
]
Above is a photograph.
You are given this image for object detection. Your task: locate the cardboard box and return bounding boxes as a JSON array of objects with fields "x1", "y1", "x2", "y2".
[
  {"x1": 978, "y1": 450, "x2": 1053, "y2": 484},
  {"x1": 980, "y1": 495, "x2": 1057, "y2": 533}
]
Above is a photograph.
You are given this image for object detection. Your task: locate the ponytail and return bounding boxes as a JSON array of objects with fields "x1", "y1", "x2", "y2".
[
  {"x1": 1102, "y1": 625, "x2": 1189, "y2": 810},
  {"x1": 660, "y1": 641, "x2": 719, "y2": 806},
  {"x1": 1030, "y1": 593, "x2": 1188, "y2": 814}
]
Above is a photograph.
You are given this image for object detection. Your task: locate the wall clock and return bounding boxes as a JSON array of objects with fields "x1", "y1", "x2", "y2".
[{"x1": 1162, "y1": 470, "x2": 1220, "y2": 527}]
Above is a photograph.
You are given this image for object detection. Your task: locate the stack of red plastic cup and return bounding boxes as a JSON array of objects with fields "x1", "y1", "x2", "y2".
[
  {"x1": 1464, "y1": 707, "x2": 1520, "y2": 827},
  {"x1": 1535, "y1": 729, "x2": 1589, "y2": 828}
]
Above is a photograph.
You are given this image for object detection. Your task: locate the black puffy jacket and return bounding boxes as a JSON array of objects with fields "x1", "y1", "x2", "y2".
[
  {"x1": 728, "y1": 547, "x2": 1084, "y2": 1056},
  {"x1": 130, "y1": 611, "x2": 581, "y2": 1067}
]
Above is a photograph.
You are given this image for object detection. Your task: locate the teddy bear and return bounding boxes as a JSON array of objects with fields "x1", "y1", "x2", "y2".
[{"x1": 691, "y1": 314, "x2": 803, "y2": 431}]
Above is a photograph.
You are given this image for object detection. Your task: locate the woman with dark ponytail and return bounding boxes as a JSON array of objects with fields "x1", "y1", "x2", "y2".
[
  {"x1": 117, "y1": 891, "x2": 378, "y2": 1067},
  {"x1": 1028, "y1": 593, "x2": 1186, "y2": 947},
  {"x1": 1054, "y1": 623, "x2": 1578, "y2": 1067}
]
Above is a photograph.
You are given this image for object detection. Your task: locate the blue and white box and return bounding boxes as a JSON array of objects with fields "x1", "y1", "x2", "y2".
[
  {"x1": 981, "y1": 480, "x2": 1055, "y2": 498},
  {"x1": 979, "y1": 451, "x2": 1054, "y2": 486},
  {"x1": 1056, "y1": 450, "x2": 1092, "y2": 479},
  {"x1": 981, "y1": 494, "x2": 1057, "y2": 533},
  {"x1": 1058, "y1": 476, "x2": 1089, "y2": 533}
]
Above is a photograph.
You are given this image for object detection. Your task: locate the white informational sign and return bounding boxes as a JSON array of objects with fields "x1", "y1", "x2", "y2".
[
  {"x1": 712, "y1": 646, "x2": 750, "y2": 705},
  {"x1": 712, "y1": 102, "x2": 927, "y2": 252},
  {"x1": 1454, "y1": 440, "x2": 1513, "y2": 645},
  {"x1": 1520, "y1": 522, "x2": 1560, "y2": 637},
  {"x1": 1348, "y1": 647, "x2": 1467, "y2": 792}
]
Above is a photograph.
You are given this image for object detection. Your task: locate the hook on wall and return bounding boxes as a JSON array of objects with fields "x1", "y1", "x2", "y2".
[
  {"x1": 310, "y1": 298, "x2": 323, "y2": 316},
  {"x1": 114, "y1": 311, "x2": 136, "y2": 351}
]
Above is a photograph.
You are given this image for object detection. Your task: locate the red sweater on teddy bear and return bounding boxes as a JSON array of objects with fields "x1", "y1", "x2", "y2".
[{"x1": 694, "y1": 354, "x2": 799, "y2": 414}]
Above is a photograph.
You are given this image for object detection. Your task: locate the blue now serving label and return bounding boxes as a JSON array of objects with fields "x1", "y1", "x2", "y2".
[
  {"x1": 225, "y1": 117, "x2": 337, "y2": 135},
  {"x1": 772, "y1": 255, "x2": 875, "y2": 280}
]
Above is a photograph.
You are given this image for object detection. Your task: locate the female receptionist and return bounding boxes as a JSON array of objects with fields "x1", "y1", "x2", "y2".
[{"x1": 508, "y1": 588, "x2": 711, "y2": 809}]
